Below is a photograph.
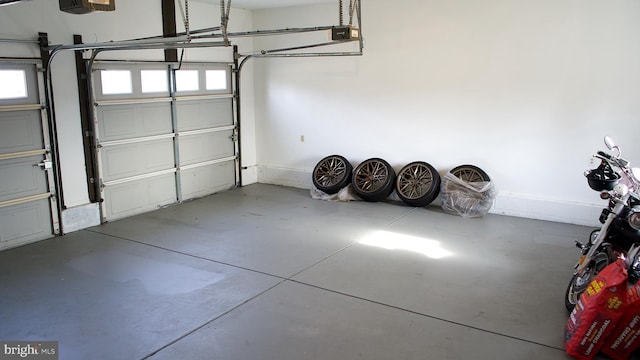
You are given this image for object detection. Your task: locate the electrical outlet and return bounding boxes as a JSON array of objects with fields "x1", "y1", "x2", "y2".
[{"x1": 300, "y1": 135, "x2": 305, "y2": 142}]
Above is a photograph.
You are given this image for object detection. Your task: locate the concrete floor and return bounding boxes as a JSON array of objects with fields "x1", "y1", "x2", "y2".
[{"x1": 0, "y1": 183, "x2": 613, "y2": 359}]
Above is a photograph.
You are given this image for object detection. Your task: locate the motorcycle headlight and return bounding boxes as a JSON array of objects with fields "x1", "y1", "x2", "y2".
[
  {"x1": 629, "y1": 207, "x2": 640, "y2": 231},
  {"x1": 614, "y1": 183, "x2": 629, "y2": 197}
]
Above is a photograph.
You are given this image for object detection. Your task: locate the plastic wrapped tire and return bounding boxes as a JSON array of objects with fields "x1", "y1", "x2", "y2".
[
  {"x1": 441, "y1": 164, "x2": 495, "y2": 218},
  {"x1": 396, "y1": 161, "x2": 441, "y2": 207},
  {"x1": 352, "y1": 158, "x2": 396, "y2": 202},
  {"x1": 445, "y1": 164, "x2": 490, "y2": 193},
  {"x1": 450, "y1": 164, "x2": 490, "y2": 182},
  {"x1": 312, "y1": 155, "x2": 353, "y2": 195}
]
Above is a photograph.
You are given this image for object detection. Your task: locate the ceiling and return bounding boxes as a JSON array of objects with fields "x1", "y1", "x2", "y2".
[
  {"x1": 190, "y1": 0, "x2": 336, "y2": 10},
  {"x1": 0, "y1": 0, "x2": 336, "y2": 11}
]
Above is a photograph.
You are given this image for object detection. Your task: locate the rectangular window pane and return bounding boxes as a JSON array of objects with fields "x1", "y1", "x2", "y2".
[
  {"x1": 101, "y1": 70, "x2": 132, "y2": 95},
  {"x1": 141, "y1": 70, "x2": 168, "y2": 93},
  {"x1": 0, "y1": 70, "x2": 28, "y2": 99},
  {"x1": 175, "y1": 70, "x2": 199, "y2": 92},
  {"x1": 206, "y1": 70, "x2": 227, "y2": 90}
]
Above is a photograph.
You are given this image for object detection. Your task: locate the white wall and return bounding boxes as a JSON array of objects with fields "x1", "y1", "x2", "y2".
[
  {"x1": 0, "y1": 0, "x2": 256, "y2": 231},
  {"x1": 2, "y1": 0, "x2": 639, "y2": 230},
  {"x1": 252, "y1": 0, "x2": 640, "y2": 226}
]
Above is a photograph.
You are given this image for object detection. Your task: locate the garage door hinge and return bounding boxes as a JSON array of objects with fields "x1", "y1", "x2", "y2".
[{"x1": 229, "y1": 133, "x2": 238, "y2": 142}]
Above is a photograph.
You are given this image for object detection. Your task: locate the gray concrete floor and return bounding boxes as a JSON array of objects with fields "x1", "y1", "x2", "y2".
[{"x1": 0, "y1": 184, "x2": 607, "y2": 359}]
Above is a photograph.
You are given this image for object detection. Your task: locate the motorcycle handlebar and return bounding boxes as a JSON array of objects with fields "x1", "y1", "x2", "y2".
[
  {"x1": 597, "y1": 151, "x2": 630, "y2": 169},
  {"x1": 598, "y1": 151, "x2": 613, "y2": 160}
]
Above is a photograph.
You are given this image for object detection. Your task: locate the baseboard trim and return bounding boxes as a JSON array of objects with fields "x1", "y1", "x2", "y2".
[
  {"x1": 490, "y1": 193, "x2": 601, "y2": 227},
  {"x1": 241, "y1": 165, "x2": 259, "y2": 186},
  {"x1": 258, "y1": 166, "x2": 312, "y2": 189}
]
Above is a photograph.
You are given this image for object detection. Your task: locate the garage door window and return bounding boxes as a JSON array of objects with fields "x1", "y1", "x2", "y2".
[
  {"x1": 175, "y1": 70, "x2": 199, "y2": 92},
  {"x1": 141, "y1": 70, "x2": 168, "y2": 93},
  {"x1": 101, "y1": 70, "x2": 132, "y2": 95},
  {"x1": 0, "y1": 70, "x2": 28, "y2": 99},
  {"x1": 206, "y1": 70, "x2": 227, "y2": 90}
]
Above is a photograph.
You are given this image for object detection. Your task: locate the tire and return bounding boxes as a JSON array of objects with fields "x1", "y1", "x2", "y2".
[
  {"x1": 450, "y1": 164, "x2": 490, "y2": 183},
  {"x1": 312, "y1": 155, "x2": 353, "y2": 195},
  {"x1": 564, "y1": 251, "x2": 611, "y2": 312},
  {"x1": 395, "y1": 161, "x2": 441, "y2": 207},
  {"x1": 445, "y1": 164, "x2": 491, "y2": 195},
  {"x1": 352, "y1": 158, "x2": 396, "y2": 202}
]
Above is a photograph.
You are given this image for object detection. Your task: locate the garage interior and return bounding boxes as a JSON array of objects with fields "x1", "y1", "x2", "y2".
[{"x1": 1, "y1": 0, "x2": 639, "y2": 359}]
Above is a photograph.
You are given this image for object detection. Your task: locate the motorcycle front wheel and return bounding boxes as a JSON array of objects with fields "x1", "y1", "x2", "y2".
[{"x1": 564, "y1": 251, "x2": 610, "y2": 312}]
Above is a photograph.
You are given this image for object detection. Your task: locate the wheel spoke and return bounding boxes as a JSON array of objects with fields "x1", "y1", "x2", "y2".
[
  {"x1": 396, "y1": 164, "x2": 436, "y2": 200},
  {"x1": 354, "y1": 159, "x2": 391, "y2": 193},
  {"x1": 315, "y1": 157, "x2": 349, "y2": 187}
]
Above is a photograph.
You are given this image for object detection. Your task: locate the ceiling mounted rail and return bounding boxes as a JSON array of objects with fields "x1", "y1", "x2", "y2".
[
  {"x1": 0, "y1": 37, "x2": 40, "y2": 44},
  {"x1": 176, "y1": 0, "x2": 191, "y2": 41},
  {"x1": 220, "y1": 0, "x2": 232, "y2": 45},
  {"x1": 44, "y1": 0, "x2": 363, "y2": 58}
]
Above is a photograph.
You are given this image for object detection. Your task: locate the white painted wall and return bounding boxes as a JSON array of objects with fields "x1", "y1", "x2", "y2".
[
  {"x1": 252, "y1": 0, "x2": 640, "y2": 226},
  {"x1": 0, "y1": 0, "x2": 256, "y2": 231},
  {"x1": 1, "y1": 0, "x2": 639, "y2": 230}
]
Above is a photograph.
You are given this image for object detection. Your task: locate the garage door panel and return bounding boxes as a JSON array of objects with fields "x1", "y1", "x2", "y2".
[
  {"x1": 176, "y1": 99, "x2": 233, "y2": 131},
  {"x1": 101, "y1": 139, "x2": 175, "y2": 182},
  {"x1": 98, "y1": 103, "x2": 172, "y2": 142},
  {"x1": 0, "y1": 110, "x2": 44, "y2": 154},
  {"x1": 181, "y1": 161, "x2": 235, "y2": 201},
  {"x1": 104, "y1": 174, "x2": 176, "y2": 220},
  {"x1": 0, "y1": 61, "x2": 55, "y2": 250},
  {"x1": 141, "y1": 103, "x2": 172, "y2": 133},
  {"x1": 93, "y1": 61, "x2": 236, "y2": 222},
  {"x1": 0, "y1": 156, "x2": 48, "y2": 202},
  {"x1": 179, "y1": 131, "x2": 234, "y2": 166},
  {"x1": 0, "y1": 199, "x2": 51, "y2": 249}
]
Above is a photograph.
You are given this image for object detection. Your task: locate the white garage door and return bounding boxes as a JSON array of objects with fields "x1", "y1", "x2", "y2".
[
  {"x1": 0, "y1": 61, "x2": 59, "y2": 250},
  {"x1": 92, "y1": 62, "x2": 237, "y2": 222}
]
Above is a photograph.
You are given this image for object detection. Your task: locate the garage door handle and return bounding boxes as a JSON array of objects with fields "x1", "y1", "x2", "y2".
[{"x1": 34, "y1": 160, "x2": 52, "y2": 170}]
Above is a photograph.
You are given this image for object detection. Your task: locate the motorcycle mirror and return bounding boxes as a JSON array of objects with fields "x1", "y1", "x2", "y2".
[
  {"x1": 604, "y1": 136, "x2": 621, "y2": 158},
  {"x1": 604, "y1": 136, "x2": 616, "y2": 150}
]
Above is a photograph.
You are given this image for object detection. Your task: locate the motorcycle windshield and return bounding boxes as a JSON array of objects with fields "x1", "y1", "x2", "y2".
[{"x1": 621, "y1": 168, "x2": 640, "y2": 193}]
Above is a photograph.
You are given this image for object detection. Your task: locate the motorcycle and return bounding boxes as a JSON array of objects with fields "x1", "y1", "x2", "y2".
[{"x1": 564, "y1": 136, "x2": 640, "y2": 312}]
